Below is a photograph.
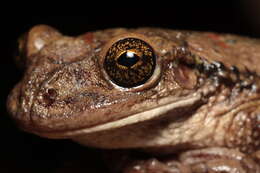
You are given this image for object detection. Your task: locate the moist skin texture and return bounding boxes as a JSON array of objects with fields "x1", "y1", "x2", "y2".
[{"x1": 7, "y1": 25, "x2": 260, "y2": 172}]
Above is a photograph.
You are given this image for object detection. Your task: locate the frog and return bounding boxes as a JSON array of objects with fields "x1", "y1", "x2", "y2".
[{"x1": 7, "y1": 25, "x2": 260, "y2": 173}]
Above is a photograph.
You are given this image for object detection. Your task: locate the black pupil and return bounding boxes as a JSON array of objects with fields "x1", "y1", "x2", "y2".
[{"x1": 117, "y1": 51, "x2": 140, "y2": 68}]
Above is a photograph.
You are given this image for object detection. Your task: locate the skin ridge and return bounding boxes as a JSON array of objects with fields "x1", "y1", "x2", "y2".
[{"x1": 178, "y1": 47, "x2": 260, "y2": 93}]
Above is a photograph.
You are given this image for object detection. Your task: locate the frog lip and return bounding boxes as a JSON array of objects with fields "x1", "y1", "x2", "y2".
[{"x1": 33, "y1": 93, "x2": 202, "y2": 139}]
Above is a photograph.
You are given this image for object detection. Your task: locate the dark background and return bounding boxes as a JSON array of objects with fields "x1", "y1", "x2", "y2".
[{"x1": 1, "y1": 1, "x2": 260, "y2": 172}]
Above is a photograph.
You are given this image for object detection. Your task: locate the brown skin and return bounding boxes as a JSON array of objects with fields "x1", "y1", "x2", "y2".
[{"x1": 7, "y1": 25, "x2": 260, "y2": 172}]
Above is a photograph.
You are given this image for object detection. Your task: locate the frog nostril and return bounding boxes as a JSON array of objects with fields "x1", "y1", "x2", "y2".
[
  {"x1": 40, "y1": 88, "x2": 58, "y2": 106},
  {"x1": 47, "y1": 88, "x2": 58, "y2": 99}
]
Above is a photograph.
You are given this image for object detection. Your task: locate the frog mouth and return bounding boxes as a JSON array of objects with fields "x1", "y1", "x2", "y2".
[{"x1": 36, "y1": 93, "x2": 202, "y2": 138}]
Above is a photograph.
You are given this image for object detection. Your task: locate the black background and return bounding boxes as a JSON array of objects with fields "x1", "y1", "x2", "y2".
[{"x1": 1, "y1": 1, "x2": 260, "y2": 172}]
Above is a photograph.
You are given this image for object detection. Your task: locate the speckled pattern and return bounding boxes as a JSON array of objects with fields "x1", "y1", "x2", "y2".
[{"x1": 7, "y1": 25, "x2": 260, "y2": 172}]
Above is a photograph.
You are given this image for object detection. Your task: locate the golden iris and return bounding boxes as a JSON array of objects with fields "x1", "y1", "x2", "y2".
[{"x1": 104, "y1": 38, "x2": 156, "y2": 88}]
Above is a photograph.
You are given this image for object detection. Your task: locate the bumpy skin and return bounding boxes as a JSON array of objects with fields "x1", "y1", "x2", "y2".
[{"x1": 7, "y1": 25, "x2": 260, "y2": 172}]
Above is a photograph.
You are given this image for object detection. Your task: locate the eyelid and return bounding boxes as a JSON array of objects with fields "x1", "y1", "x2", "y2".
[{"x1": 100, "y1": 33, "x2": 155, "y2": 57}]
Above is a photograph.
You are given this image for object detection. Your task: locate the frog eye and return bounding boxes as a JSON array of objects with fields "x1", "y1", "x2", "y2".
[{"x1": 103, "y1": 38, "x2": 156, "y2": 88}]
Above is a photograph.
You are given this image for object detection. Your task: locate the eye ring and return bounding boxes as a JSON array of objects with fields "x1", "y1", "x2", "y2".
[{"x1": 99, "y1": 33, "x2": 161, "y2": 91}]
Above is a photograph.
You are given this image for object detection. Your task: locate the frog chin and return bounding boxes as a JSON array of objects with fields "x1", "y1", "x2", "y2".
[{"x1": 38, "y1": 93, "x2": 201, "y2": 139}]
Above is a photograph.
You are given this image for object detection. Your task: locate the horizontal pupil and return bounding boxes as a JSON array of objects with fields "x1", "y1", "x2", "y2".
[{"x1": 117, "y1": 51, "x2": 140, "y2": 68}]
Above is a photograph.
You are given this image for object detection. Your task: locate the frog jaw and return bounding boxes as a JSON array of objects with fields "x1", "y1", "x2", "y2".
[{"x1": 35, "y1": 93, "x2": 201, "y2": 139}]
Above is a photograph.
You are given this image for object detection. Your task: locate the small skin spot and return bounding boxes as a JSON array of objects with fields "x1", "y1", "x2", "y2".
[
  {"x1": 206, "y1": 33, "x2": 229, "y2": 48},
  {"x1": 84, "y1": 32, "x2": 94, "y2": 44},
  {"x1": 41, "y1": 88, "x2": 58, "y2": 106},
  {"x1": 217, "y1": 41, "x2": 229, "y2": 48},
  {"x1": 206, "y1": 33, "x2": 221, "y2": 41}
]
